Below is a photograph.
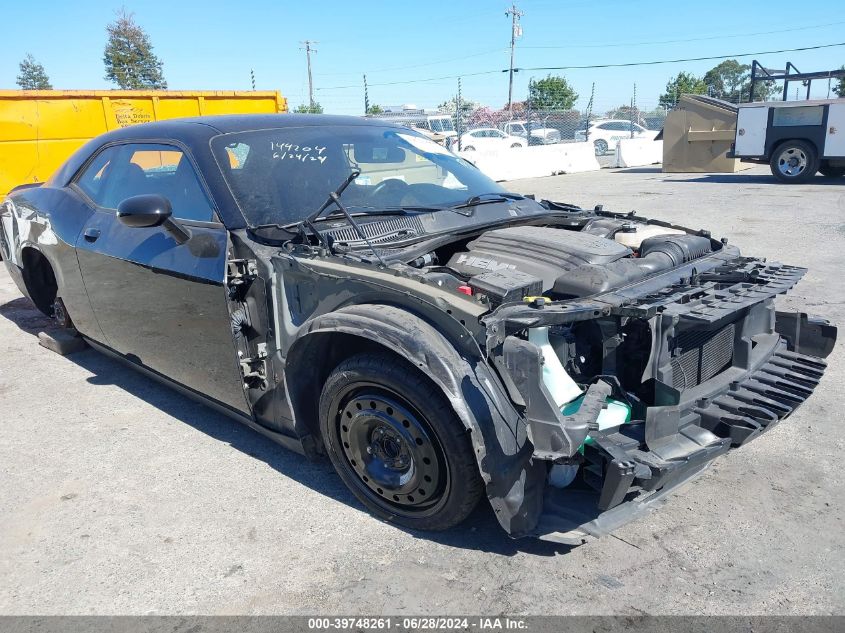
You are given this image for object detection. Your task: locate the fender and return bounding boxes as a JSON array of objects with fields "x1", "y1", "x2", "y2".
[{"x1": 285, "y1": 303, "x2": 548, "y2": 537}]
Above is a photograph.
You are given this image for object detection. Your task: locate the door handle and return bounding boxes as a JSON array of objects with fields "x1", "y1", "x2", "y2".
[{"x1": 83, "y1": 228, "x2": 100, "y2": 242}]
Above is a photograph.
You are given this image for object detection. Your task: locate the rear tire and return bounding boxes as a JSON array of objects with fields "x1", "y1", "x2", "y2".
[
  {"x1": 594, "y1": 139, "x2": 608, "y2": 155},
  {"x1": 463, "y1": 145, "x2": 475, "y2": 151},
  {"x1": 770, "y1": 140, "x2": 819, "y2": 183},
  {"x1": 319, "y1": 353, "x2": 483, "y2": 531}
]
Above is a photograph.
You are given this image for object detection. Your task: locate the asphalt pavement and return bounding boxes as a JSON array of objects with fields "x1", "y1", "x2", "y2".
[{"x1": 1, "y1": 165, "x2": 842, "y2": 615}]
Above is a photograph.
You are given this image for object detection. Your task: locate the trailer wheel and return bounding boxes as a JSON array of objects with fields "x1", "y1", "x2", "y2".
[
  {"x1": 770, "y1": 140, "x2": 819, "y2": 183},
  {"x1": 819, "y1": 162, "x2": 845, "y2": 178}
]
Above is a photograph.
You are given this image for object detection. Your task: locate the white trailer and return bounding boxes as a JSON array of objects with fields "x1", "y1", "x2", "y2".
[{"x1": 730, "y1": 99, "x2": 845, "y2": 183}]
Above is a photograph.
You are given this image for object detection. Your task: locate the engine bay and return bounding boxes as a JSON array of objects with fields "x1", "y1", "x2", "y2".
[{"x1": 416, "y1": 218, "x2": 718, "y2": 304}]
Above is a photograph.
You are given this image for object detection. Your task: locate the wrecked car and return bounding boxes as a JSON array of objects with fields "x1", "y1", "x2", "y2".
[{"x1": 0, "y1": 114, "x2": 836, "y2": 544}]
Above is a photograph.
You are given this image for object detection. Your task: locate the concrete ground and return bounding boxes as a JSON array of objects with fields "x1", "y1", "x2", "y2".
[{"x1": 0, "y1": 166, "x2": 843, "y2": 615}]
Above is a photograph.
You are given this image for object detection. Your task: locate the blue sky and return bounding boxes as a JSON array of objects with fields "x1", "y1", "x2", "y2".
[{"x1": 3, "y1": 0, "x2": 844, "y2": 114}]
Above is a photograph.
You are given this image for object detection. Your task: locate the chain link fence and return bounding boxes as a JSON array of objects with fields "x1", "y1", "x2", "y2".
[{"x1": 355, "y1": 58, "x2": 816, "y2": 167}]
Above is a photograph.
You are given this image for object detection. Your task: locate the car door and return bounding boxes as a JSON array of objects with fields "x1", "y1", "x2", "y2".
[{"x1": 71, "y1": 141, "x2": 249, "y2": 415}]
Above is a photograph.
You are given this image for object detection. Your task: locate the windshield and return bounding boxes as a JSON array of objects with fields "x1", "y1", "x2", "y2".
[
  {"x1": 429, "y1": 118, "x2": 454, "y2": 133},
  {"x1": 211, "y1": 125, "x2": 504, "y2": 226}
]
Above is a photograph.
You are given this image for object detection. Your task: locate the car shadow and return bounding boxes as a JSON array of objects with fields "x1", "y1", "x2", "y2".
[
  {"x1": 612, "y1": 166, "x2": 663, "y2": 174},
  {"x1": 671, "y1": 173, "x2": 843, "y2": 185},
  {"x1": 0, "y1": 295, "x2": 573, "y2": 558}
]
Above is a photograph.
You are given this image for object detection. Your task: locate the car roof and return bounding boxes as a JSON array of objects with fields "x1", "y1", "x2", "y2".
[
  {"x1": 99, "y1": 113, "x2": 401, "y2": 144},
  {"x1": 51, "y1": 113, "x2": 405, "y2": 187}
]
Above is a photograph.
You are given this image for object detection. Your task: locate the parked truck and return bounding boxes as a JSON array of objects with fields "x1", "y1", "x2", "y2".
[{"x1": 729, "y1": 98, "x2": 845, "y2": 183}]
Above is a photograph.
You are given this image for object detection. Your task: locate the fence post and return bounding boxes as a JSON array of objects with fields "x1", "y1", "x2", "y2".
[
  {"x1": 526, "y1": 78, "x2": 533, "y2": 146},
  {"x1": 630, "y1": 83, "x2": 637, "y2": 139},
  {"x1": 363, "y1": 74, "x2": 369, "y2": 115},
  {"x1": 456, "y1": 77, "x2": 463, "y2": 152},
  {"x1": 585, "y1": 82, "x2": 595, "y2": 144}
]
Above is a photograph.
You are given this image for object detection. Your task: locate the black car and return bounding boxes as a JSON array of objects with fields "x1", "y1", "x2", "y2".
[{"x1": 1, "y1": 114, "x2": 836, "y2": 544}]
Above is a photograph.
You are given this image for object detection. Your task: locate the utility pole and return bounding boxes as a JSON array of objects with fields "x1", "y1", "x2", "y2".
[
  {"x1": 505, "y1": 3, "x2": 523, "y2": 113},
  {"x1": 300, "y1": 40, "x2": 318, "y2": 110}
]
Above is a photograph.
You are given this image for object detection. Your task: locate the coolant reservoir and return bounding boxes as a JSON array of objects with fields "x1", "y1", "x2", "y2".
[
  {"x1": 527, "y1": 327, "x2": 582, "y2": 407},
  {"x1": 615, "y1": 224, "x2": 684, "y2": 250}
]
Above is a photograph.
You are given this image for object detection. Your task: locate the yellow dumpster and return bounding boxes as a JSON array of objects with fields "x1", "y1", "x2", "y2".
[{"x1": 0, "y1": 90, "x2": 288, "y2": 195}]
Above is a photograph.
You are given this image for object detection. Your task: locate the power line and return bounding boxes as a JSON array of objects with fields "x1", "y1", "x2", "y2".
[
  {"x1": 317, "y1": 69, "x2": 501, "y2": 91},
  {"x1": 316, "y1": 41, "x2": 845, "y2": 92},
  {"x1": 517, "y1": 42, "x2": 845, "y2": 71},
  {"x1": 314, "y1": 48, "x2": 505, "y2": 77},
  {"x1": 520, "y1": 20, "x2": 845, "y2": 50}
]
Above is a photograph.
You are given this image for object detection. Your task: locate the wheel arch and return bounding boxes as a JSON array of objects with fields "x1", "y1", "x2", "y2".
[
  {"x1": 283, "y1": 303, "x2": 545, "y2": 537},
  {"x1": 769, "y1": 136, "x2": 819, "y2": 159},
  {"x1": 285, "y1": 304, "x2": 487, "y2": 453},
  {"x1": 20, "y1": 245, "x2": 59, "y2": 316}
]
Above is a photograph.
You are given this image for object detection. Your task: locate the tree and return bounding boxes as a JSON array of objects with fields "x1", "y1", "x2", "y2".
[
  {"x1": 703, "y1": 59, "x2": 776, "y2": 103},
  {"x1": 703, "y1": 59, "x2": 748, "y2": 102},
  {"x1": 658, "y1": 71, "x2": 707, "y2": 108},
  {"x1": 834, "y1": 66, "x2": 845, "y2": 98},
  {"x1": 438, "y1": 96, "x2": 478, "y2": 116},
  {"x1": 16, "y1": 54, "x2": 52, "y2": 89},
  {"x1": 103, "y1": 9, "x2": 167, "y2": 89},
  {"x1": 366, "y1": 104, "x2": 383, "y2": 115},
  {"x1": 528, "y1": 75, "x2": 578, "y2": 110},
  {"x1": 295, "y1": 103, "x2": 323, "y2": 113},
  {"x1": 606, "y1": 105, "x2": 645, "y2": 126}
]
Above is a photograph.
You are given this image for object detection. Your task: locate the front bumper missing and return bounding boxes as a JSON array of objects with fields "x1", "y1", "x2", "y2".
[{"x1": 532, "y1": 341, "x2": 830, "y2": 545}]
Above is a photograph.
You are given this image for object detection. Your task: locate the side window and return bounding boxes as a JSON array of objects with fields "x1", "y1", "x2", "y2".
[
  {"x1": 597, "y1": 123, "x2": 611, "y2": 130},
  {"x1": 75, "y1": 143, "x2": 215, "y2": 222}
]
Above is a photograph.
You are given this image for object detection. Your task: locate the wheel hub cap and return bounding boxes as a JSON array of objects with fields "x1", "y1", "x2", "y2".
[
  {"x1": 778, "y1": 148, "x2": 807, "y2": 177},
  {"x1": 338, "y1": 394, "x2": 443, "y2": 509}
]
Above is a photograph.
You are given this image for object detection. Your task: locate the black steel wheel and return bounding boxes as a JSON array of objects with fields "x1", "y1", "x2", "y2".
[
  {"x1": 319, "y1": 353, "x2": 483, "y2": 531},
  {"x1": 594, "y1": 139, "x2": 609, "y2": 155}
]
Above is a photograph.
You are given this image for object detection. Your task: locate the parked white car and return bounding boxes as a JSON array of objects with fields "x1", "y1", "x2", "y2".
[
  {"x1": 501, "y1": 120, "x2": 561, "y2": 145},
  {"x1": 574, "y1": 119, "x2": 658, "y2": 155},
  {"x1": 457, "y1": 128, "x2": 527, "y2": 151}
]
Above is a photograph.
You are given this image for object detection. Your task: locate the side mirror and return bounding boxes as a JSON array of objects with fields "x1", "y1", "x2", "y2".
[
  {"x1": 117, "y1": 194, "x2": 172, "y2": 228},
  {"x1": 116, "y1": 194, "x2": 191, "y2": 245}
]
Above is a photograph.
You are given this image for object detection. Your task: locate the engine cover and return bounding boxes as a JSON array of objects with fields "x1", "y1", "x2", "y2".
[{"x1": 447, "y1": 226, "x2": 632, "y2": 291}]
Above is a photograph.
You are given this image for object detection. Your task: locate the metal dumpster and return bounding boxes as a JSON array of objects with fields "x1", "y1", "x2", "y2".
[
  {"x1": 0, "y1": 90, "x2": 287, "y2": 195},
  {"x1": 662, "y1": 94, "x2": 751, "y2": 173}
]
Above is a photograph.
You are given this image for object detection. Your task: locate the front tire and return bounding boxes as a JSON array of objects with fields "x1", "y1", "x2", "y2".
[
  {"x1": 319, "y1": 353, "x2": 483, "y2": 531},
  {"x1": 770, "y1": 140, "x2": 819, "y2": 183}
]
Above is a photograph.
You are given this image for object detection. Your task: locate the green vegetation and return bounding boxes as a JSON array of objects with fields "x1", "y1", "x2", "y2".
[
  {"x1": 103, "y1": 9, "x2": 167, "y2": 89},
  {"x1": 16, "y1": 54, "x2": 52, "y2": 90}
]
